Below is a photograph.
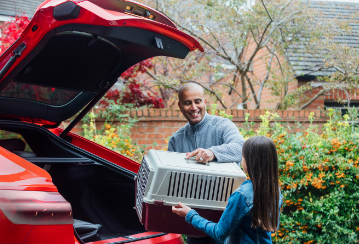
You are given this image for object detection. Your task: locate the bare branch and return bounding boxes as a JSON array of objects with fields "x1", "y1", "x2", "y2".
[
  {"x1": 180, "y1": 80, "x2": 228, "y2": 108},
  {"x1": 299, "y1": 88, "x2": 328, "y2": 109},
  {"x1": 245, "y1": 74, "x2": 260, "y2": 106},
  {"x1": 174, "y1": 23, "x2": 236, "y2": 65},
  {"x1": 260, "y1": 0, "x2": 273, "y2": 21}
]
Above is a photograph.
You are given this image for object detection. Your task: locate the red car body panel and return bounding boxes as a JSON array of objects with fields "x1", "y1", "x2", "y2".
[
  {"x1": 0, "y1": 146, "x2": 57, "y2": 192},
  {"x1": 87, "y1": 232, "x2": 183, "y2": 244}
]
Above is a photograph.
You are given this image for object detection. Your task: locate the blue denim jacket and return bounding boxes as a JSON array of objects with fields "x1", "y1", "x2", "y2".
[{"x1": 185, "y1": 180, "x2": 282, "y2": 244}]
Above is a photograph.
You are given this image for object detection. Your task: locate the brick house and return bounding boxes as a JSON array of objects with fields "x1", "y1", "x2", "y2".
[{"x1": 242, "y1": 1, "x2": 359, "y2": 110}]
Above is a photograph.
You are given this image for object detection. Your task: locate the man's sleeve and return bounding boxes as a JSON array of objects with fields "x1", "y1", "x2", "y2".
[
  {"x1": 185, "y1": 192, "x2": 249, "y2": 242},
  {"x1": 208, "y1": 119, "x2": 245, "y2": 163}
]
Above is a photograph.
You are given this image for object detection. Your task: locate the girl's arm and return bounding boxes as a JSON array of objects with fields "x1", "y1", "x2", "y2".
[{"x1": 172, "y1": 192, "x2": 250, "y2": 242}]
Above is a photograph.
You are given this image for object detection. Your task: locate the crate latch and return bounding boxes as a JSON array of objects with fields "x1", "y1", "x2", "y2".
[{"x1": 154, "y1": 200, "x2": 164, "y2": 206}]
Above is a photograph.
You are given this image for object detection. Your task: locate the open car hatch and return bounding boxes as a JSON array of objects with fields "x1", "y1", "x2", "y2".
[{"x1": 0, "y1": 0, "x2": 203, "y2": 132}]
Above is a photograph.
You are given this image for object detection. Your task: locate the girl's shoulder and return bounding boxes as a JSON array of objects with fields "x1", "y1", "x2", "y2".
[{"x1": 234, "y1": 180, "x2": 253, "y2": 207}]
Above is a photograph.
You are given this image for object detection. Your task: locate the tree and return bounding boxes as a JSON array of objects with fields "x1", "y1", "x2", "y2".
[
  {"x1": 138, "y1": 0, "x2": 352, "y2": 109},
  {"x1": 100, "y1": 59, "x2": 165, "y2": 108},
  {"x1": 0, "y1": 14, "x2": 30, "y2": 55}
]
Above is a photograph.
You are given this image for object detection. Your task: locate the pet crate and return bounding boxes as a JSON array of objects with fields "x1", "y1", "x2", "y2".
[{"x1": 135, "y1": 150, "x2": 247, "y2": 236}]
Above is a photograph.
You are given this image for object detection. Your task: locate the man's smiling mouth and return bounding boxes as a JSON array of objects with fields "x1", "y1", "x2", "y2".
[{"x1": 189, "y1": 111, "x2": 200, "y2": 117}]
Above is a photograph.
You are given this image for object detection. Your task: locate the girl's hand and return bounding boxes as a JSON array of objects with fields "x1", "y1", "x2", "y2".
[{"x1": 172, "y1": 202, "x2": 191, "y2": 217}]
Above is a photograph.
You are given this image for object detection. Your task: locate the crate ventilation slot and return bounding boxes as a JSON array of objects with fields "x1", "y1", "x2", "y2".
[
  {"x1": 167, "y1": 172, "x2": 234, "y2": 202},
  {"x1": 136, "y1": 157, "x2": 150, "y2": 218}
]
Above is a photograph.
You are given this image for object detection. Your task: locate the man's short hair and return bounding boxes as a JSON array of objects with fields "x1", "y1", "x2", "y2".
[{"x1": 178, "y1": 83, "x2": 204, "y2": 101}]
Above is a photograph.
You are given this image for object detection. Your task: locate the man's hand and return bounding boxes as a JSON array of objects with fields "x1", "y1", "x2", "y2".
[
  {"x1": 186, "y1": 148, "x2": 215, "y2": 164},
  {"x1": 172, "y1": 202, "x2": 191, "y2": 217}
]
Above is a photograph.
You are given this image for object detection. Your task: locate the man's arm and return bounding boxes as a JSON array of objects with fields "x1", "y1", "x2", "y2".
[{"x1": 208, "y1": 119, "x2": 244, "y2": 163}]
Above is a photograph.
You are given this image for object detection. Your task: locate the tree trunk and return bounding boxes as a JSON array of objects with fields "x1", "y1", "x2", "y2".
[{"x1": 240, "y1": 72, "x2": 247, "y2": 109}]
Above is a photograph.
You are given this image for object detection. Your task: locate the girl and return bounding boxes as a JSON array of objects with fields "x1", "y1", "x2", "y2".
[{"x1": 172, "y1": 136, "x2": 282, "y2": 244}]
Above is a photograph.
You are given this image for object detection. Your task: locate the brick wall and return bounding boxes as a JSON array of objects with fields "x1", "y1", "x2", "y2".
[{"x1": 67, "y1": 109, "x2": 329, "y2": 150}]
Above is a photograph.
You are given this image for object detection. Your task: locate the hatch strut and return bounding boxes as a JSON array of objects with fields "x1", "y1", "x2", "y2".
[
  {"x1": 59, "y1": 80, "x2": 110, "y2": 140},
  {"x1": 0, "y1": 43, "x2": 26, "y2": 82}
]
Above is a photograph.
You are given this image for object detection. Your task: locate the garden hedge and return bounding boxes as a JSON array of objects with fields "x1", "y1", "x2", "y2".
[{"x1": 240, "y1": 109, "x2": 359, "y2": 244}]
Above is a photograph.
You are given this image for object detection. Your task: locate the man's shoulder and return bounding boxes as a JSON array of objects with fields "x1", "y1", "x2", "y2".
[
  {"x1": 206, "y1": 114, "x2": 234, "y2": 127},
  {"x1": 170, "y1": 123, "x2": 190, "y2": 139}
]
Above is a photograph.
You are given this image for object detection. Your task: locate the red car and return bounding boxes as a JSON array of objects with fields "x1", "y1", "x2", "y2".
[{"x1": 0, "y1": 1, "x2": 203, "y2": 243}]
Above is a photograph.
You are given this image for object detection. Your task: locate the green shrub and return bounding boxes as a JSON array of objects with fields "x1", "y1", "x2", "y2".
[
  {"x1": 240, "y1": 109, "x2": 359, "y2": 244},
  {"x1": 82, "y1": 100, "x2": 145, "y2": 162}
]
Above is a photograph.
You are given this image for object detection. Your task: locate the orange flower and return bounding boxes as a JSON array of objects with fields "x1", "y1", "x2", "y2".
[
  {"x1": 340, "y1": 185, "x2": 345, "y2": 188},
  {"x1": 299, "y1": 156, "x2": 304, "y2": 159},
  {"x1": 286, "y1": 161, "x2": 294, "y2": 167}
]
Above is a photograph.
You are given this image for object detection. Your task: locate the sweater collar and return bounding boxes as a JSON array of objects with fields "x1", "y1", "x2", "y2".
[{"x1": 189, "y1": 112, "x2": 210, "y2": 131}]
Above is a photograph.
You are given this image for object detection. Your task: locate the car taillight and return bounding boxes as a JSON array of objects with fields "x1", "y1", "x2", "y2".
[{"x1": 0, "y1": 190, "x2": 73, "y2": 225}]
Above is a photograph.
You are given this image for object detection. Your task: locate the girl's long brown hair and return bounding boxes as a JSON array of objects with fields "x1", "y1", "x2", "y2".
[{"x1": 242, "y1": 136, "x2": 280, "y2": 232}]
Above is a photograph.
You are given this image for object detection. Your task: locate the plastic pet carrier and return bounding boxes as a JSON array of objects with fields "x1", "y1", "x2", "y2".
[{"x1": 135, "y1": 150, "x2": 246, "y2": 236}]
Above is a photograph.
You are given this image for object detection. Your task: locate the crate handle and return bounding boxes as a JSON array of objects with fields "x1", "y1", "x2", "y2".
[{"x1": 185, "y1": 157, "x2": 210, "y2": 166}]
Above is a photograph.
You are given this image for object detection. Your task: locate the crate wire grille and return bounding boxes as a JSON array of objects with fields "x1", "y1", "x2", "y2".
[
  {"x1": 136, "y1": 157, "x2": 151, "y2": 219},
  {"x1": 167, "y1": 172, "x2": 234, "y2": 202}
]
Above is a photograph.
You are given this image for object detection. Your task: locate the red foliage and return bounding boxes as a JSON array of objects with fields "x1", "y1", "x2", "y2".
[
  {"x1": 101, "y1": 59, "x2": 164, "y2": 108},
  {"x1": 0, "y1": 14, "x2": 30, "y2": 55}
]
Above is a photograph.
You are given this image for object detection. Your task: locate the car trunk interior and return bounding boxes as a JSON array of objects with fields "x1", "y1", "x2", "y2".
[{"x1": 0, "y1": 120, "x2": 145, "y2": 243}]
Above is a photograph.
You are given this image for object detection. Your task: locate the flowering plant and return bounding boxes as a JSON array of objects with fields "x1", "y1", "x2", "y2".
[
  {"x1": 82, "y1": 100, "x2": 144, "y2": 162},
  {"x1": 240, "y1": 109, "x2": 359, "y2": 243}
]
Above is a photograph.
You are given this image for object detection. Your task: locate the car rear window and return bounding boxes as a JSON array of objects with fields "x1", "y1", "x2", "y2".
[{"x1": 0, "y1": 81, "x2": 80, "y2": 106}]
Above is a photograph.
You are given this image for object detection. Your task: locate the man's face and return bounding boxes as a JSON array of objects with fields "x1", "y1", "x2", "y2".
[{"x1": 178, "y1": 88, "x2": 206, "y2": 125}]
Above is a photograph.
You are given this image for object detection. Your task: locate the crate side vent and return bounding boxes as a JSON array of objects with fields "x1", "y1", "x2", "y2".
[{"x1": 167, "y1": 172, "x2": 234, "y2": 202}]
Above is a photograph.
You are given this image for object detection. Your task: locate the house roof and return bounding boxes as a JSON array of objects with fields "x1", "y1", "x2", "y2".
[
  {"x1": 288, "y1": 1, "x2": 359, "y2": 78},
  {"x1": 0, "y1": 0, "x2": 44, "y2": 18}
]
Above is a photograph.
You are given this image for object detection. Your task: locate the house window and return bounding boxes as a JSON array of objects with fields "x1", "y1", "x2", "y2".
[{"x1": 324, "y1": 100, "x2": 359, "y2": 116}]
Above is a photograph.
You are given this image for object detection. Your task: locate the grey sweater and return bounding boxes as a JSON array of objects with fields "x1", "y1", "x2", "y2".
[{"x1": 168, "y1": 113, "x2": 244, "y2": 164}]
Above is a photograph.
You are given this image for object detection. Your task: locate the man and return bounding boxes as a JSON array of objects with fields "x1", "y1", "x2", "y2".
[{"x1": 168, "y1": 83, "x2": 245, "y2": 244}]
